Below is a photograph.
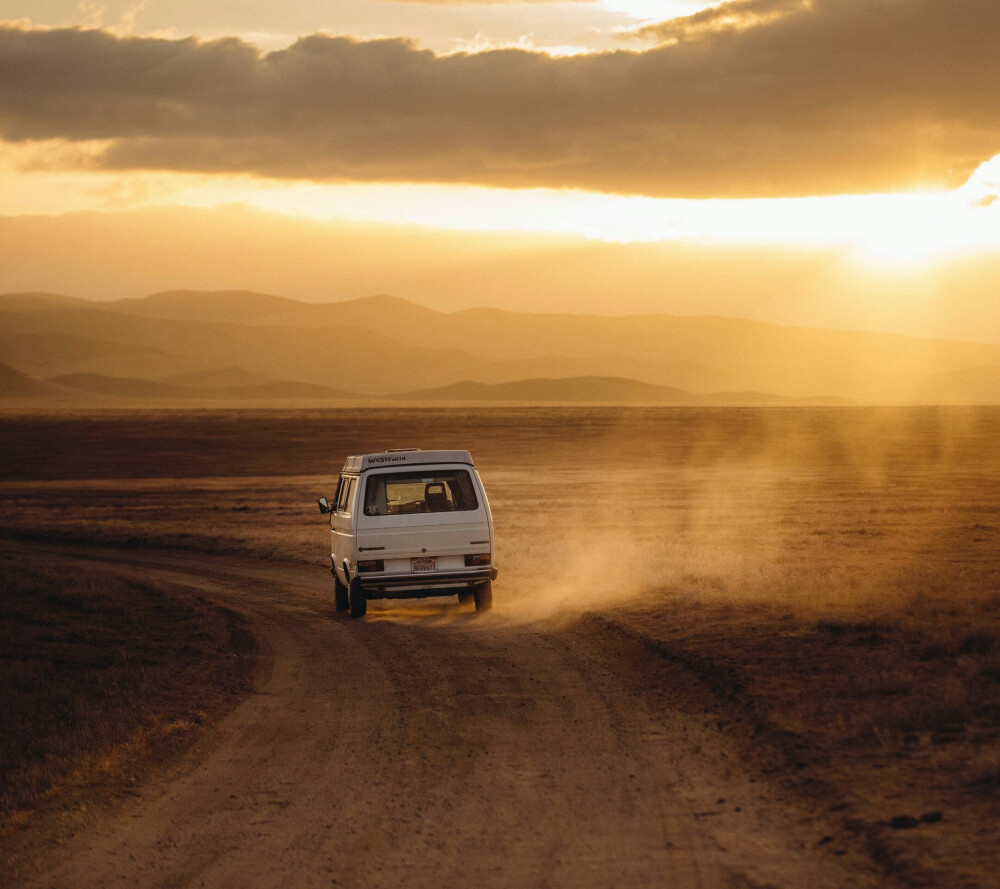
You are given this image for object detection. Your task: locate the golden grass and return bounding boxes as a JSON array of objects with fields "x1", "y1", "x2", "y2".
[{"x1": 0, "y1": 553, "x2": 256, "y2": 842}]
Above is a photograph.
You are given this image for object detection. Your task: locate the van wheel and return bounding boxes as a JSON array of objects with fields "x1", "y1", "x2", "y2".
[
  {"x1": 473, "y1": 580, "x2": 493, "y2": 613},
  {"x1": 334, "y1": 573, "x2": 350, "y2": 612},
  {"x1": 457, "y1": 590, "x2": 473, "y2": 605},
  {"x1": 349, "y1": 578, "x2": 367, "y2": 619}
]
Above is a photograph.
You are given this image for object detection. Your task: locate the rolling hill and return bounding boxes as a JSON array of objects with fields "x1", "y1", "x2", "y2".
[
  {"x1": 46, "y1": 372, "x2": 359, "y2": 402},
  {"x1": 0, "y1": 360, "x2": 67, "y2": 399},
  {"x1": 3, "y1": 290, "x2": 1000, "y2": 404},
  {"x1": 399, "y1": 377, "x2": 697, "y2": 403},
  {"x1": 398, "y1": 377, "x2": 843, "y2": 404}
]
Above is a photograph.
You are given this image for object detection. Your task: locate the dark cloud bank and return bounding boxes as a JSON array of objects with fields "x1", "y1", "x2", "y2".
[{"x1": 1, "y1": 0, "x2": 998, "y2": 197}]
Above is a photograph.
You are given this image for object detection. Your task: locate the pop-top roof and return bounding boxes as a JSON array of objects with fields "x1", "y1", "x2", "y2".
[{"x1": 342, "y1": 449, "x2": 474, "y2": 473}]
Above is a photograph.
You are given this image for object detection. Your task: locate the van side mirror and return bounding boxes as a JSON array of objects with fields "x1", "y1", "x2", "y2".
[{"x1": 318, "y1": 497, "x2": 331, "y2": 515}]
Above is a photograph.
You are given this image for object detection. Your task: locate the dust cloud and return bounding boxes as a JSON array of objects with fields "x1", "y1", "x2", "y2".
[
  {"x1": 1, "y1": 406, "x2": 997, "y2": 623},
  {"x1": 488, "y1": 407, "x2": 1000, "y2": 621}
]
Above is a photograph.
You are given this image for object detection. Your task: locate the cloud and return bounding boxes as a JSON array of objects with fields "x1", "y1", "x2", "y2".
[
  {"x1": 1, "y1": 0, "x2": 999, "y2": 198},
  {"x1": 636, "y1": 0, "x2": 811, "y2": 42},
  {"x1": 367, "y1": 0, "x2": 590, "y2": 3}
]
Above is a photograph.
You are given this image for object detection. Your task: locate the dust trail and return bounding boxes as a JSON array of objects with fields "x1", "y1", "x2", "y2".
[
  {"x1": 3, "y1": 407, "x2": 997, "y2": 622},
  {"x1": 490, "y1": 407, "x2": 1000, "y2": 621}
]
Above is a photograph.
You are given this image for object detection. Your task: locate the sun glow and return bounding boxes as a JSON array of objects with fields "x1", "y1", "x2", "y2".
[
  {"x1": 181, "y1": 168, "x2": 1000, "y2": 268},
  {"x1": 2, "y1": 142, "x2": 998, "y2": 265},
  {"x1": 600, "y1": 1, "x2": 715, "y2": 22}
]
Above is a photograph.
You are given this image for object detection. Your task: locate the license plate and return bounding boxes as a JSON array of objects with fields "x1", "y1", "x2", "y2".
[{"x1": 411, "y1": 557, "x2": 437, "y2": 573}]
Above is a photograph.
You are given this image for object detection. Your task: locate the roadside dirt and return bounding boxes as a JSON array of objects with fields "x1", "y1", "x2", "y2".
[
  {"x1": 3, "y1": 543, "x2": 888, "y2": 889},
  {"x1": 0, "y1": 551, "x2": 257, "y2": 828}
]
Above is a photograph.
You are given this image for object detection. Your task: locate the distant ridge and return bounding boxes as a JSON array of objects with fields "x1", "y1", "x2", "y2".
[
  {"x1": 0, "y1": 361, "x2": 65, "y2": 398},
  {"x1": 226, "y1": 380, "x2": 359, "y2": 401},
  {"x1": 0, "y1": 292, "x2": 89, "y2": 313},
  {"x1": 46, "y1": 372, "x2": 359, "y2": 402},
  {"x1": 109, "y1": 290, "x2": 306, "y2": 323},
  {"x1": 161, "y1": 367, "x2": 272, "y2": 389},
  {"x1": 48, "y1": 373, "x2": 187, "y2": 399},
  {"x1": 398, "y1": 376, "x2": 695, "y2": 403},
  {"x1": 4, "y1": 289, "x2": 1000, "y2": 404},
  {"x1": 395, "y1": 376, "x2": 837, "y2": 405}
]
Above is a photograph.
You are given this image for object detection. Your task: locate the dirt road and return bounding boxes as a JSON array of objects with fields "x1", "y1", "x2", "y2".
[{"x1": 13, "y1": 547, "x2": 881, "y2": 889}]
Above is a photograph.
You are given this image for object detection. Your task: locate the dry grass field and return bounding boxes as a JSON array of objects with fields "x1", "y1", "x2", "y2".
[
  {"x1": 0, "y1": 551, "x2": 257, "y2": 877},
  {"x1": 2, "y1": 406, "x2": 999, "y2": 886}
]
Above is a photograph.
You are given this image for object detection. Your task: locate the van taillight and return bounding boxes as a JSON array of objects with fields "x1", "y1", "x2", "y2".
[
  {"x1": 358, "y1": 559, "x2": 384, "y2": 573},
  {"x1": 464, "y1": 553, "x2": 491, "y2": 567}
]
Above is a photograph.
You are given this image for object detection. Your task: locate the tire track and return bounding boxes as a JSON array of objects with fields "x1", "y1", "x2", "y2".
[{"x1": 8, "y1": 543, "x2": 879, "y2": 889}]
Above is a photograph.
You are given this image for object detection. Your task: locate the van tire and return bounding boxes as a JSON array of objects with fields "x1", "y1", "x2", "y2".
[
  {"x1": 334, "y1": 572, "x2": 350, "y2": 612},
  {"x1": 473, "y1": 580, "x2": 493, "y2": 613},
  {"x1": 458, "y1": 590, "x2": 473, "y2": 605},
  {"x1": 349, "y1": 578, "x2": 367, "y2": 619}
]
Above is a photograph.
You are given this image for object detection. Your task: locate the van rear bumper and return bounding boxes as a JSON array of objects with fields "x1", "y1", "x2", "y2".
[{"x1": 358, "y1": 567, "x2": 495, "y2": 595}]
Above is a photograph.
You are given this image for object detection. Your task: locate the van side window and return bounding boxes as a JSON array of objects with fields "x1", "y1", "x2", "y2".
[{"x1": 337, "y1": 476, "x2": 355, "y2": 513}]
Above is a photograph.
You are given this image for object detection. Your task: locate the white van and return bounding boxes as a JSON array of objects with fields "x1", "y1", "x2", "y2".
[{"x1": 318, "y1": 449, "x2": 497, "y2": 617}]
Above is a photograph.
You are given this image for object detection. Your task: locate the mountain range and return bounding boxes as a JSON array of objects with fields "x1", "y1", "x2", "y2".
[{"x1": 2, "y1": 290, "x2": 1000, "y2": 404}]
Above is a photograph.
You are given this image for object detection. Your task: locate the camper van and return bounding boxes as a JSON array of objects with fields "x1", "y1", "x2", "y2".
[{"x1": 318, "y1": 449, "x2": 496, "y2": 618}]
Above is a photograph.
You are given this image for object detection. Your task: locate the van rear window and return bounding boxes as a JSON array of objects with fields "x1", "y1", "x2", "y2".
[{"x1": 363, "y1": 470, "x2": 479, "y2": 516}]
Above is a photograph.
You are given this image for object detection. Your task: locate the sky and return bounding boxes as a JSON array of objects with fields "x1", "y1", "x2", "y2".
[{"x1": 1, "y1": 0, "x2": 999, "y2": 340}]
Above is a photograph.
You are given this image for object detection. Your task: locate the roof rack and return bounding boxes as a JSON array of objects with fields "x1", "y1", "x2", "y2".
[{"x1": 341, "y1": 449, "x2": 475, "y2": 473}]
